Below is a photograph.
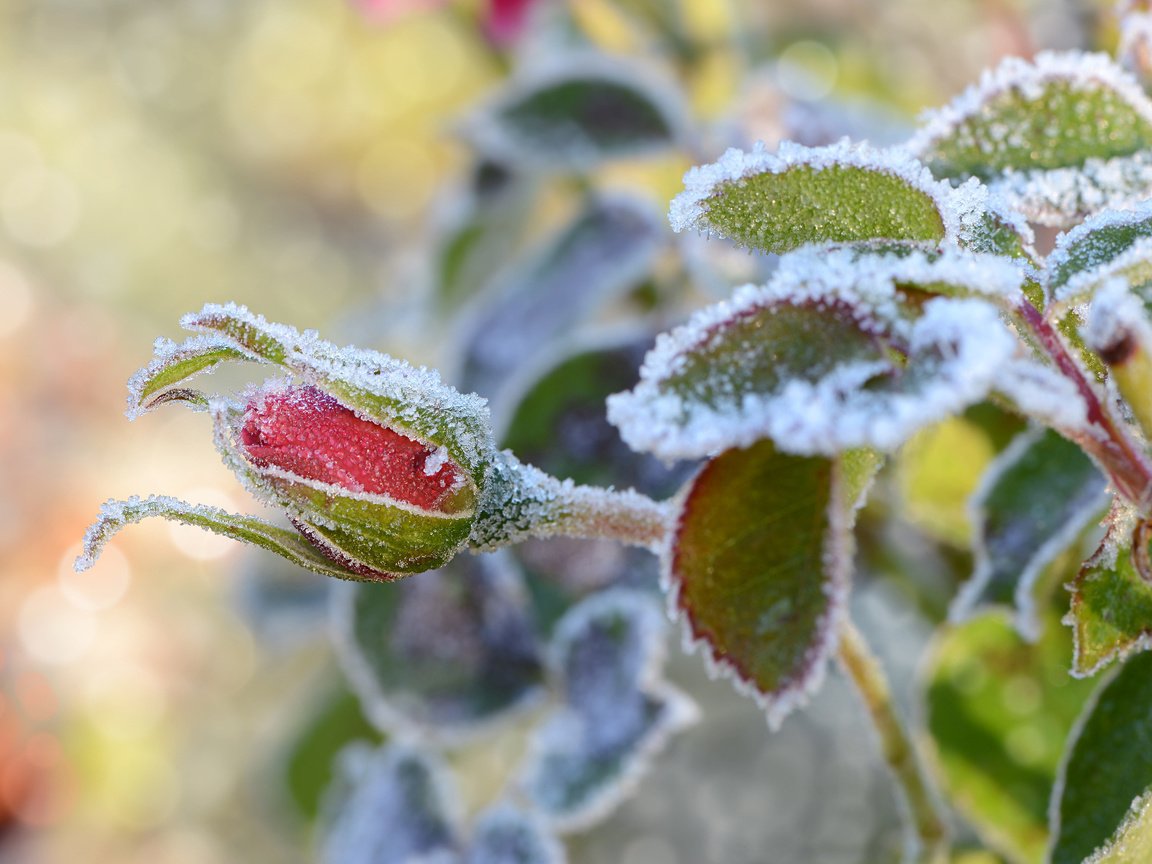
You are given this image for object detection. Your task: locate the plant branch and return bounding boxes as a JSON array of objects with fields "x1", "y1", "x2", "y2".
[
  {"x1": 1017, "y1": 301, "x2": 1152, "y2": 508},
  {"x1": 837, "y1": 620, "x2": 949, "y2": 864}
]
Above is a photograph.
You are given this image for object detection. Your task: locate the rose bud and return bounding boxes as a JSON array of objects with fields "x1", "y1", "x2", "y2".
[{"x1": 75, "y1": 304, "x2": 670, "y2": 582}]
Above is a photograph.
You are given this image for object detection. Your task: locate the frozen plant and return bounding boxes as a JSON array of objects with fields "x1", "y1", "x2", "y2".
[{"x1": 75, "y1": 2, "x2": 1152, "y2": 863}]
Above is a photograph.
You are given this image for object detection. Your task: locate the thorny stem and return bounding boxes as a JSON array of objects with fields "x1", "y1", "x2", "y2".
[
  {"x1": 837, "y1": 620, "x2": 949, "y2": 864},
  {"x1": 1017, "y1": 301, "x2": 1152, "y2": 509}
]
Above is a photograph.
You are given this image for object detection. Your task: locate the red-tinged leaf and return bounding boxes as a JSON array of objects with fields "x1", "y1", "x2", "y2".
[{"x1": 670, "y1": 439, "x2": 880, "y2": 727}]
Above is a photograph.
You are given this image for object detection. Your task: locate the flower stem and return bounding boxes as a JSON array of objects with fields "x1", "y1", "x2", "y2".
[
  {"x1": 469, "y1": 451, "x2": 673, "y2": 552},
  {"x1": 837, "y1": 620, "x2": 949, "y2": 864}
]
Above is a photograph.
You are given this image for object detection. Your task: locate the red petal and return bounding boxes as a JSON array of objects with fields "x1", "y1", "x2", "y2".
[{"x1": 241, "y1": 386, "x2": 464, "y2": 511}]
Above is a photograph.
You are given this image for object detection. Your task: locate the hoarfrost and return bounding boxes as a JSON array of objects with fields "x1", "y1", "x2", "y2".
[
  {"x1": 994, "y1": 358, "x2": 1092, "y2": 436},
  {"x1": 607, "y1": 248, "x2": 1023, "y2": 460},
  {"x1": 1084, "y1": 277, "x2": 1152, "y2": 359},
  {"x1": 669, "y1": 139, "x2": 962, "y2": 244},
  {"x1": 993, "y1": 151, "x2": 1152, "y2": 228}
]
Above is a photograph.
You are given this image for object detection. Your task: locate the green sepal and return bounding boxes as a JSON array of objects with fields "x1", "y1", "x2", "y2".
[
  {"x1": 75, "y1": 495, "x2": 386, "y2": 582},
  {"x1": 126, "y1": 335, "x2": 261, "y2": 417},
  {"x1": 182, "y1": 303, "x2": 497, "y2": 489}
]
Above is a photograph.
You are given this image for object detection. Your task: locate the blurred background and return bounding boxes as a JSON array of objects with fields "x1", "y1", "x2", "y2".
[{"x1": 0, "y1": 0, "x2": 1121, "y2": 861}]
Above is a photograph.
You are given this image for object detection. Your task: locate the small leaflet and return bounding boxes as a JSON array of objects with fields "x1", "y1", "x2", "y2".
[
  {"x1": 607, "y1": 248, "x2": 1022, "y2": 461},
  {"x1": 1048, "y1": 202, "x2": 1152, "y2": 303},
  {"x1": 669, "y1": 139, "x2": 957, "y2": 255},
  {"x1": 951, "y1": 427, "x2": 1109, "y2": 640},
  {"x1": 518, "y1": 589, "x2": 698, "y2": 832},
  {"x1": 1049, "y1": 652, "x2": 1152, "y2": 864},
  {"x1": 1066, "y1": 504, "x2": 1152, "y2": 677},
  {"x1": 320, "y1": 743, "x2": 463, "y2": 864},
  {"x1": 467, "y1": 805, "x2": 566, "y2": 864},
  {"x1": 126, "y1": 334, "x2": 260, "y2": 418},
  {"x1": 332, "y1": 551, "x2": 545, "y2": 744},
  {"x1": 454, "y1": 195, "x2": 662, "y2": 411},
  {"x1": 922, "y1": 610, "x2": 1097, "y2": 864},
  {"x1": 669, "y1": 440, "x2": 880, "y2": 730},
  {"x1": 74, "y1": 494, "x2": 371, "y2": 581},
  {"x1": 463, "y1": 53, "x2": 685, "y2": 171}
]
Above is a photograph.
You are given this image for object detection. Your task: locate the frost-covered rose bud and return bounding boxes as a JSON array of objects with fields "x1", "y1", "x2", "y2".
[
  {"x1": 220, "y1": 382, "x2": 479, "y2": 578},
  {"x1": 75, "y1": 304, "x2": 669, "y2": 582}
]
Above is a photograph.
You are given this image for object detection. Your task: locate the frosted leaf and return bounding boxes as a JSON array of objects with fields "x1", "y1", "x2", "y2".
[
  {"x1": 321, "y1": 743, "x2": 463, "y2": 864},
  {"x1": 910, "y1": 51, "x2": 1152, "y2": 182},
  {"x1": 453, "y1": 195, "x2": 662, "y2": 410},
  {"x1": 948, "y1": 177, "x2": 1037, "y2": 261},
  {"x1": 1048, "y1": 202, "x2": 1152, "y2": 303},
  {"x1": 1065, "y1": 502, "x2": 1152, "y2": 677},
  {"x1": 467, "y1": 805, "x2": 565, "y2": 864},
  {"x1": 462, "y1": 54, "x2": 685, "y2": 172},
  {"x1": 183, "y1": 303, "x2": 497, "y2": 486},
  {"x1": 951, "y1": 427, "x2": 1108, "y2": 640},
  {"x1": 74, "y1": 494, "x2": 375, "y2": 582},
  {"x1": 669, "y1": 440, "x2": 879, "y2": 730},
  {"x1": 1083, "y1": 277, "x2": 1152, "y2": 362},
  {"x1": 126, "y1": 334, "x2": 260, "y2": 419},
  {"x1": 1083, "y1": 790, "x2": 1152, "y2": 864},
  {"x1": 331, "y1": 551, "x2": 544, "y2": 744},
  {"x1": 518, "y1": 590, "x2": 698, "y2": 832},
  {"x1": 1049, "y1": 652, "x2": 1152, "y2": 864},
  {"x1": 669, "y1": 139, "x2": 959, "y2": 255},
  {"x1": 607, "y1": 248, "x2": 1023, "y2": 460}
]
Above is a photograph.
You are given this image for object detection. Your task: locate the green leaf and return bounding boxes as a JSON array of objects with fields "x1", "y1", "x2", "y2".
[
  {"x1": 465, "y1": 55, "x2": 683, "y2": 171},
  {"x1": 670, "y1": 140, "x2": 951, "y2": 255},
  {"x1": 911, "y1": 52, "x2": 1152, "y2": 182},
  {"x1": 1066, "y1": 506, "x2": 1152, "y2": 677},
  {"x1": 953, "y1": 428, "x2": 1108, "y2": 638},
  {"x1": 669, "y1": 438, "x2": 879, "y2": 727},
  {"x1": 75, "y1": 495, "x2": 379, "y2": 582},
  {"x1": 607, "y1": 248, "x2": 1022, "y2": 460},
  {"x1": 1083, "y1": 791, "x2": 1152, "y2": 864},
  {"x1": 923, "y1": 611, "x2": 1097, "y2": 864},
  {"x1": 333, "y1": 552, "x2": 544, "y2": 742},
  {"x1": 457, "y1": 195, "x2": 661, "y2": 409},
  {"x1": 1050, "y1": 652, "x2": 1152, "y2": 864},
  {"x1": 911, "y1": 53, "x2": 1152, "y2": 226}
]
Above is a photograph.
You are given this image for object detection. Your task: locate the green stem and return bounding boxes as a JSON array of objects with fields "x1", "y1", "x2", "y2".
[
  {"x1": 837, "y1": 620, "x2": 949, "y2": 864},
  {"x1": 469, "y1": 451, "x2": 672, "y2": 552}
]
